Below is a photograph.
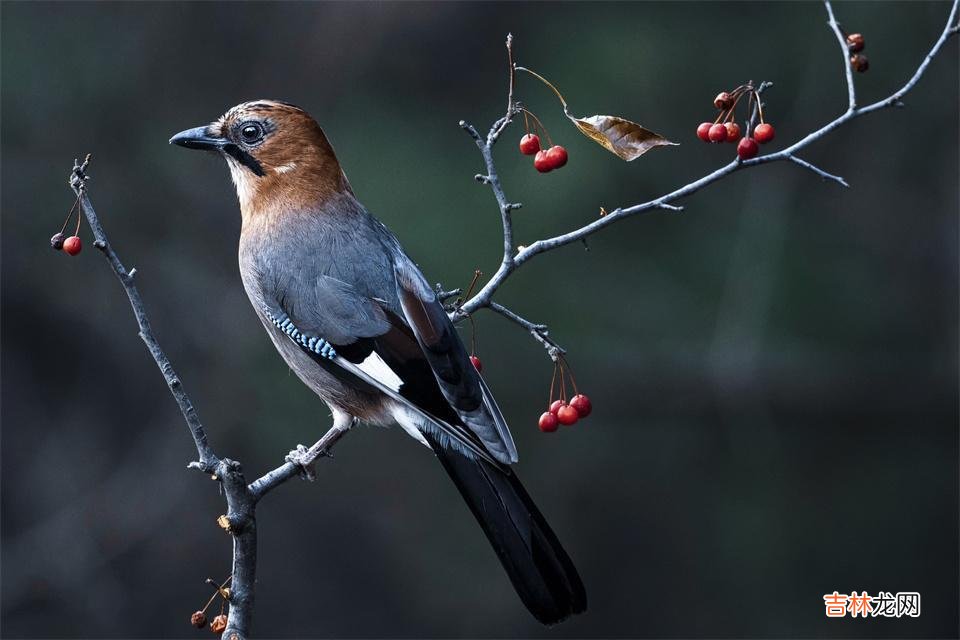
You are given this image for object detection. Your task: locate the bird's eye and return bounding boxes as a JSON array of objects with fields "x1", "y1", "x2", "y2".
[{"x1": 239, "y1": 122, "x2": 264, "y2": 144}]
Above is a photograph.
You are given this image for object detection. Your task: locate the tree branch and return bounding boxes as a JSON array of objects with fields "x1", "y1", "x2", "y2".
[
  {"x1": 785, "y1": 153, "x2": 850, "y2": 187},
  {"x1": 68, "y1": 156, "x2": 219, "y2": 473},
  {"x1": 452, "y1": 1, "x2": 958, "y2": 354},
  {"x1": 489, "y1": 302, "x2": 565, "y2": 360},
  {"x1": 825, "y1": 0, "x2": 857, "y2": 111},
  {"x1": 67, "y1": 157, "x2": 349, "y2": 640}
]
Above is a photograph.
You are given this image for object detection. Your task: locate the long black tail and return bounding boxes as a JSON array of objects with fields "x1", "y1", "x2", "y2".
[{"x1": 425, "y1": 433, "x2": 587, "y2": 624}]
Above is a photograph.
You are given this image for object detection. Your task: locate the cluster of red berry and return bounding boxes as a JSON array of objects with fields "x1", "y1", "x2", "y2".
[
  {"x1": 537, "y1": 358, "x2": 592, "y2": 432},
  {"x1": 50, "y1": 193, "x2": 84, "y2": 255},
  {"x1": 695, "y1": 84, "x2": 776, "y2": 160},
  {"x1": 846, "y1": 32, "x2": 869, "y2": 72},
  {"x1": 518, "y1": 109, "x2": 568, "y2": 173},
  {"x1": 189, "y1": 577, "x2": 231, "y2": 636}
]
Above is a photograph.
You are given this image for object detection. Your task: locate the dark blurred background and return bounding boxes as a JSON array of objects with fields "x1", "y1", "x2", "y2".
[{"x1": 2, "y1": 1, "x2": 957, "y2": 637}]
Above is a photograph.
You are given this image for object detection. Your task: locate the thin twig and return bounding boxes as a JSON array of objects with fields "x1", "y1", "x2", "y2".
[
  {"x1": 825, "y1": 0, "x2": 857, "y2": 111},
  {"x1": 488, "y1": 301, "x2": 565, "y2": 360},
  {"x1": 489, "y1": 33, "x2": 518, "y2": 145},
  {"x1": 67, "y1": 158, "x2": 350, "y2": 640},
  {"x1": 248, "y1": 421, "x2": 351, "y2": 501},
  {"x1": 786, "y1": 153, "x2": 850, "y2": 187},
  {"x1": 68, "y1": 156, "x2": 219, "y2": 472}
]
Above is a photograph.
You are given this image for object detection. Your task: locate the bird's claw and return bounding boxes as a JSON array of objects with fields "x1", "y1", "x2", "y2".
[{"x1": 285, "y1": 444, "x2": 316, "y2": 481}]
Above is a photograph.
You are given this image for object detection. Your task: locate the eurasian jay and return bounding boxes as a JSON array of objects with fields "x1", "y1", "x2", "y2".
[{"x1": 170, "y1": 100, "x2": 586, "y2": 624}]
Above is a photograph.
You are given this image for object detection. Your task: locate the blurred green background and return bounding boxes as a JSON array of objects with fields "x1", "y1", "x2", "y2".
[{"x1": 2, "y1": 1, "x2": 957, "y2": 637}]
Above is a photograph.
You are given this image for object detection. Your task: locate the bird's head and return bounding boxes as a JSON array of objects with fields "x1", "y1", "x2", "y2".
[{"x1": 170, "y1": 100, "x2": 352, "y2": 219}]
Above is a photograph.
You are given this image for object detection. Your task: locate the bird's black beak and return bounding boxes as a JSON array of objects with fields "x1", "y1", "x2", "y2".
[{"x1": 169, "y1": 126, "x2": 224, "y2": 151}]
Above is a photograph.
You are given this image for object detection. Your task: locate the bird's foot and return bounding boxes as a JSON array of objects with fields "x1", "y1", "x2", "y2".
[{"x1": 285, "y1": 444, "x2": 324, "y2": 481}]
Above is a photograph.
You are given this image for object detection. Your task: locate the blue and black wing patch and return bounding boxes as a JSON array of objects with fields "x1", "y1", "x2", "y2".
[{"x1": 265, "y1": 310, "x2": 337, "y2": 359}]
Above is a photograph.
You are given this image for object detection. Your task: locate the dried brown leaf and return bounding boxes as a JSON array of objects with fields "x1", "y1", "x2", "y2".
[{"x1": 568, "y1": 114, "x2": 677, "y2": 161}]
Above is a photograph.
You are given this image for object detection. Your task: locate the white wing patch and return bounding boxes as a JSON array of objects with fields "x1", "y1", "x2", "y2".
[
  {"x1": 392, "y1": 406, "x2": 431, "y2": 448},
  {"x1": 357, "y1": 352, "x2": 403, "y2": 392}
]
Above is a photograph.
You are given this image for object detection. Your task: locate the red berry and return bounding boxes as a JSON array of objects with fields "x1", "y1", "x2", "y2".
[
  {"x1": 538, "y1": 412, "x2": 559, "y2": 433},
  {"x1": 534, "y1": 150, "x2": 552, "y2": 173},
  {"x1": 549, "y1": 400, "x2": 565, "y2": 415},
  {"x1": 556, "y1": 404, "x2": 579, "y2": 426},
  {"x1": 724, "y1": 122, "x2": 741, "y2": 143},
  {"x1": 846, "y1": 33, "x2": 865, "y2": 53},
  {"x1": 519, "y1": 134, "x2": 541, "y2": 155},
  {"x1": 707, "y1": 123, "x2": 727, "y2": 143},
  {"x1": 545, "y1": 145, "x2": 568, "y2": 170},
  {"x1": 754, "y1": 123, "x2": 775, "y2": 144},
  {"x1": 469, "y1": 355, "x2": 482, "y2": 373},
  {"x1": 63, "y1": 235, "x2": 82, "y2": 255},
  {"x1": 713, "y1": 91, "x2": 733, "y2": 110},
  {"x1": 737, "y1": 137, "x2": 759, "y2": 160},
  {"x1": 696, "y1": 122, "x2": 713, "y2": 142},
  {"x1": 850, "y1": 54, "x2": 869, "y2": 73},
  {"x1": 569, "y1": 394, "x2": 592, "y2": 418},
  {"x1": 191, "y1": 611, "x2": 207, "y2": 628}
]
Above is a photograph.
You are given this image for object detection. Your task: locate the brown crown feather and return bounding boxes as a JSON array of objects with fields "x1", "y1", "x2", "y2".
[{"x1": 215, "y1": 100, "x2": 353, "y2": 222}]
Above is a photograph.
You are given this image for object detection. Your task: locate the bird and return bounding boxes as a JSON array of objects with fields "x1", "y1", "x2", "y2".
[{"x1": 170, "y1": 100, "x2": 586, "y2": 625}]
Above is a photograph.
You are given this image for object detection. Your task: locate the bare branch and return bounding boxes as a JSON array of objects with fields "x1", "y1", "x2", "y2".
[
  {"x1": 656, "y1": 202, "x2": 684, "y2": 212},
  {"x1": 435, "y1": 284, "x2": 462, "y2": 303},
  {"x1": 248, "y1": 419, "x2": 352, "y2": 501},
  {"x1": 855, "y1": 0, "x2": 959, "y2": 116},
  {"x1": 786, "y1": 153, "x2": 850, "y2": 187},
  {"x1": 68, "y1": 157, "x2": 219, "y2": 472},
  {"x1": 824, "y1": 1, "x2": 857, "y2": 111},
  {"x1": 488, "y1": 33, "x2": 517, "y2": 144},
  {"x1": 456, "y1": 2, "x2": 958, "y2": 334},
  {"x1": 746, "y1": 81, "x2": 774, "y2": 133},
  {"x1": 488, "y1": 301, "x2": 566, "y2": 360},
  {"x1": 68, "y1": 158, "x2": 351, "y2": 640}
]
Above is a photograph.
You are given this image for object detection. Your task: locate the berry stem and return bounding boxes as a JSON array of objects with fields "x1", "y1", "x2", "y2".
[
  {"x1": 73, "y1": 203, "x2": 83, "y2": 236},
  {"x1": 468, "y1": 313, "x2": 477, "y2": 356},
  {"x1": 60, "y1": 193, "x2": 81, "y2": 235},
  {"x1": 521, "y1": 108, "x2": 553, "y2": 147},
  {"x1": 463, "y1": 269, "x2": 483, "y2": 301},
  {"x1": 722, "y1": 86, "x2": 751, "y2": 122},
  {"x1": 200, "y1": 576, "x2": 233, "y2": 613},
  {"x1": 516, "y1": 66, "x2": 570, "y2": 115},
  {"x1": 716, "y1": 84, "x2": 754, "y2": 125},
  {"x1": 549, "y1": 361, "x2": 559, "y2": 404},
  {"x1": 557, "y1": 358, "x2": 568, "y2": 403},
  {"x1": 563, "y1": 356, "x2": 579, "y2": 395},
  {"x1": 753, "y1": 89, "x2": 766, "y2": 124}
]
